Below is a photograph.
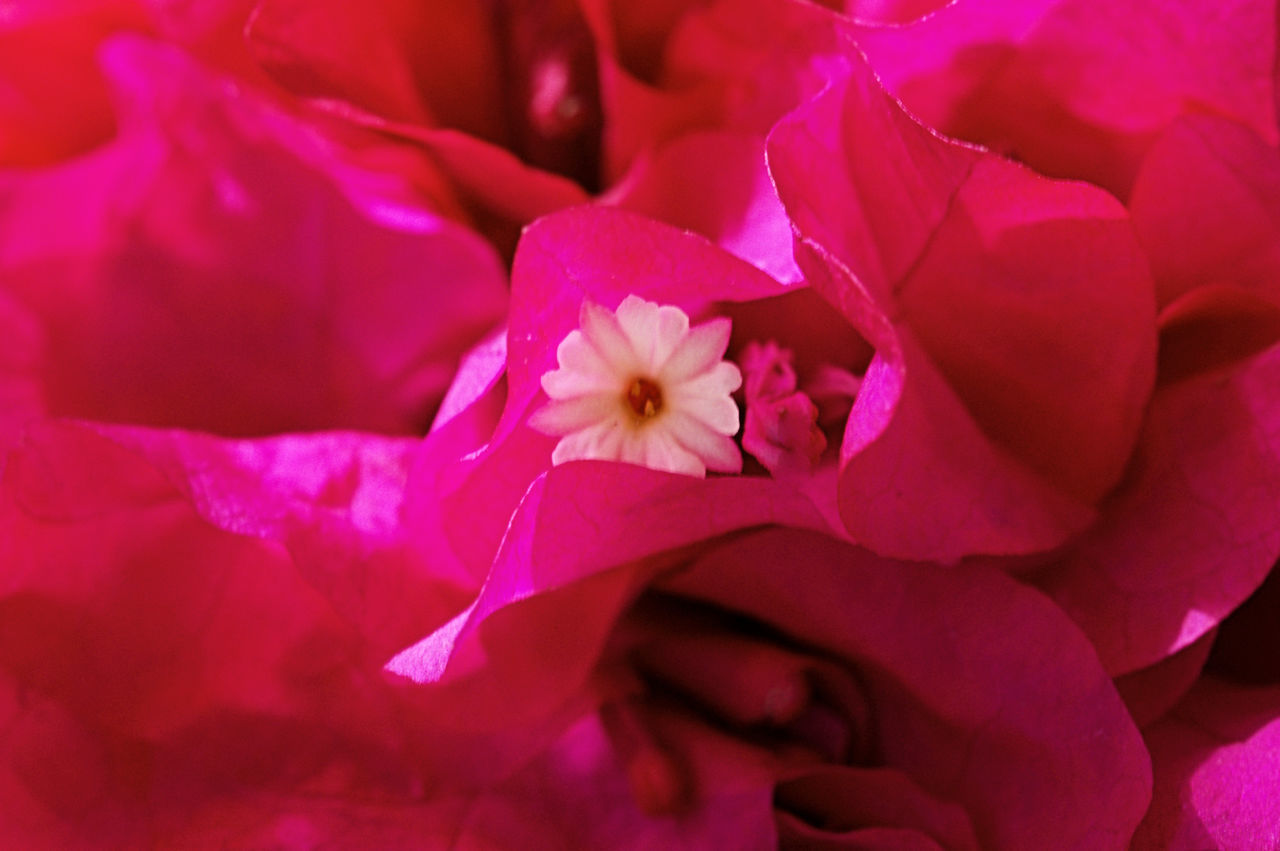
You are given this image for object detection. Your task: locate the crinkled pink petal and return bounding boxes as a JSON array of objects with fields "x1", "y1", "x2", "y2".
[
  {"x1": 0, "y1": 36, "x2": 507, "y2": 438},
  {"x1": 1038, "y1": 342, "x2": 1280, "y2": 675},
  {"x1": 387, "y1": 462, "x2": 830, "y2": 786},
  {"x1": 417, "y1": 206, "x2": 793, "y2": 577},
  {"x1": 855, "y1": 0, "x2": 1279, "y2": 199},
  {"x1": 579, "y1": 0, "x2": 824, "y2": 180},
  {"x1": 768, "y1": 60, "x2": 1156, "y2": 560},
  {"x1": 662, "y1": 528, "x2": 1152, "y2": 850},
  {"x1": 1134, "y1": 678, "x2": 1280, "y2": 850},
  {"x1": 0, "y1": 423, "x2": 432, "y2": 847},
  {"x1": 70, "y1": 422, "x2": 472, "y2": 658},
  {"x1": 608, "y1": 131, "x2": 801, "y2": 283},
  {"x1": 1130, "y1": 115, "x2": 1280, "y2": 310}
]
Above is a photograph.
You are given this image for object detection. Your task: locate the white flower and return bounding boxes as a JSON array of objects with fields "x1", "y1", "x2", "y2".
[{"x1": 529, "y1": 295, "x2": 743, "y2": 477}]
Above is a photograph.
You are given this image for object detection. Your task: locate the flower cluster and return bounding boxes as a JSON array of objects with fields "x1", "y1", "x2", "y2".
[{"x1": 1, "y1": 0, "x2": 1278, "y2": 848}]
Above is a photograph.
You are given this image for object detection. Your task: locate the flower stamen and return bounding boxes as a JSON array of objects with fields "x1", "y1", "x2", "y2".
[{"x1": 625, "y1": 377, "x2": 664, "y2": 420}]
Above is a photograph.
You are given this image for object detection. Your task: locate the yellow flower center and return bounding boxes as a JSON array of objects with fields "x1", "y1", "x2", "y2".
[{"x1": 625, "y1": 377, "x2": 664, "y2": 421}]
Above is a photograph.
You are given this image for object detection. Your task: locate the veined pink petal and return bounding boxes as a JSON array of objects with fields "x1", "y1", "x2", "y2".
[
  {"x1": 0, "y1": 36, "x2": 507, "y2": 438},
  {"x1": 855, "y1": 0, "x2": 1279, "y2": 199},
  {"x1": 1038, "y1": 342, "x2": 1280, "y2": 675},
  {"x1": 768, "y1": 54, "x2": 1156, "y2": 561},
  {"x1": 1135, "y1": 679, "x2": 1280, "y2": 849}
]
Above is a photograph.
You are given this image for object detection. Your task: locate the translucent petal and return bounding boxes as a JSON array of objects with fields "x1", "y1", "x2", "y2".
[
  {"x1": 643, "y1": 427, "x2": 706, "y2": 477},
  {"x1": 551, "y1": 416, "x2": 626, "y2": 465},
  {"x1": 542, "y1": 366, "x2": 618, "y2": 399},
  {"x1": 580, "y1": 299, "x2": 641, "y2": 374},
  {"x1": 660, "y1": 318, "x2": 732, "y2": 382},
  {"x1": 664, "y1": 411, "x2": 744, "y2": 473},
  {"x1": 528, "y1": 394, "x2": 616, "y2": 436},
  {"x1": 617, "y1": 296, "x2": 691, "y2": 373},
  {"x1": 669, "y1": 389, "x2": 740, "y2": 435},
  {"x1": 672, "y1": 361, "x2": 743, "y2": 402}
]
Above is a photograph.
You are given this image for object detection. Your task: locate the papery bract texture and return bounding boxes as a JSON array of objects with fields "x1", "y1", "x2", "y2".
[
  {"x1": 0, "y1": 0, "x2": 262, "y2": 167},
  {"x1": 854, "y1": 0, "x2": 1279, "y2": 199},
  {"x1": 1134, "y1": 679, "x2": 1280, "y2": 850},
  {"x1": 403, "y1": 205, "x2": 796, "y2": 580},
  {"x1": 0, "y1": 37, "x2": 507, "y2": 444},
  {"x1": 0, "y1": 421, "x2": 461, "y2": 847},
  {"x1": 1037, "y1": 343, "x2": 1280, "y2": 675},
  {"x1": 768, "y1": 51, "x2": 1156, "y2": 561},
  {"x1": 388, "y1": 497, "x2": 1151, "y2": 848}
]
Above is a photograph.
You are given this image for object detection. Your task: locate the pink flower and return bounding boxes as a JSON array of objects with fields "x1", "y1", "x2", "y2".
[
  {"x1": 0, "y1": 421, "x2": 465, "y2": 847},
  {"x1": 387, "y1": 471, "x2": 1151, "y2": 848}
]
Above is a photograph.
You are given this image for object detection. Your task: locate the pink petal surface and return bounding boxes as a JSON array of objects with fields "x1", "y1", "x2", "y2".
[
  {"x1": 411, "y1": 206, "x2": 795, "y2": 578},
  {"x1": 0, "y1": 421, "x2": 434, "y2": 845},
  {"x1": 1114, "y1": 633, "x2": 1215, "y2": 729},
  {"x1": 768, "y1": 56, "x2": 1156, "y2": 560},
  {"x1": 0, "y1": 0, "x2": 263, "y2": 167},
  {"x1": 388, "y1": 461, "x2": 830, "y2": 782},
  {"x1": 855, "y1": 0, "x2": 1280, "y2": 199},
  {"x1": 1037, "y1": 343, "x2": 1280, "y2": 675},
  {"x1": 391, "y1": 511, "x2": 1149, "y2": 846},
  {"x1": 663, "y1": 528, "x2": 1151, "y2": 850},
  {"x1": 1129, "y1": 115, "x2": 1280, "y2": 310},
  {"x1": 0, "y1": 37, "x2": 507, "y2": 441},
  {"x1": 1134, "y1": 679, "x2": 1280, "y2": 850},
  {"x1": 84, "y1": 423, "x2": 470, "y2": 658},
  {"x1": 116, "y1": 710, "x2": 778, "y2": 850},
  {"x1": 608, "y1": 131, "x2": 801, "y2": 283},
  {"x1": 0, "y1": 0, "x2": 150, "y2": 165}
]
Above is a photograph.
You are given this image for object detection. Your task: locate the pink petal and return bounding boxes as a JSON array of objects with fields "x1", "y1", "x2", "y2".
[
  {"x1": 80, "y1": 422, "x2": 472, "y2": 656},
  {"x1": 856, "y1": 0, "x2": 1280, "y2": 199},
  {"x1": 1135, "y1": 678, "x2": 1280, "y2": 849},
  {"x1": 1114, "y1": 634, "x2": 1215, "y2": 729},
  {"x1": 609, "y1": 131, "x2": 802, "y2": 283},
  {"x1": 0, "y1": 1, "x2": 148, "y2": 166},
  {"x1": 663, "y1": 528, "x2": 1152, "y2": 850},
  {"x1": 420, "y1": 207, "x2": 790, "y2": 577},
  {"x1": 1129, "y1": 115, "x2": 1280, "y2": 310},
  {"x1": 768, "y1": 58, "x2": 1156, "y2": 560},
  {"x1": 0, "y1": 37, "x2": 507, "y2": 438},
  {"x1": 775, "y1": 765, "x2": 979, "y2": 849},
  {"x1": 1037, "y1": 342, "x2": 1280, "y2": 675},
  {"x1": 386, "y1": 463, "x2": 828, "y2": 784},
  {"x1": 0, "y1": 422, "x2": 429, "y2": 838}
]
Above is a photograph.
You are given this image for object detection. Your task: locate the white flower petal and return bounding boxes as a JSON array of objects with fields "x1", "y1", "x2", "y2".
[
  {"x1": 528, "y1": 394, "x2": 617, "y2": 436},
  {"x1": 644, "y1": 428, "x2": 706, "y2": 477},
  {"x1": 531, "y1": 295, "x2": 744, "y2": 478},
  {"x1": 580, "y1": 299, "x2": 641, "y2": 374},
  {"x1": 664, "y1": 411, "x2": 743, "y2": 473},
  {"x1": 668, "y1": 389, "x2": 740, "y2": 435},
  {"x1": 550, "y1": 416, "x2": 626, "y2": 465},
  {"x1": 659, "y1": 318, "x2": 732, "y2": 382},
  {"x1": 618, "y1": 296, "x2": 691, "y2": 373},
  {"x1": 672, "y1": 360, "x2": 743, "y2": 402},
  {"x1": 541, "y1": 330, "x2": 616, "y2": 397}
]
